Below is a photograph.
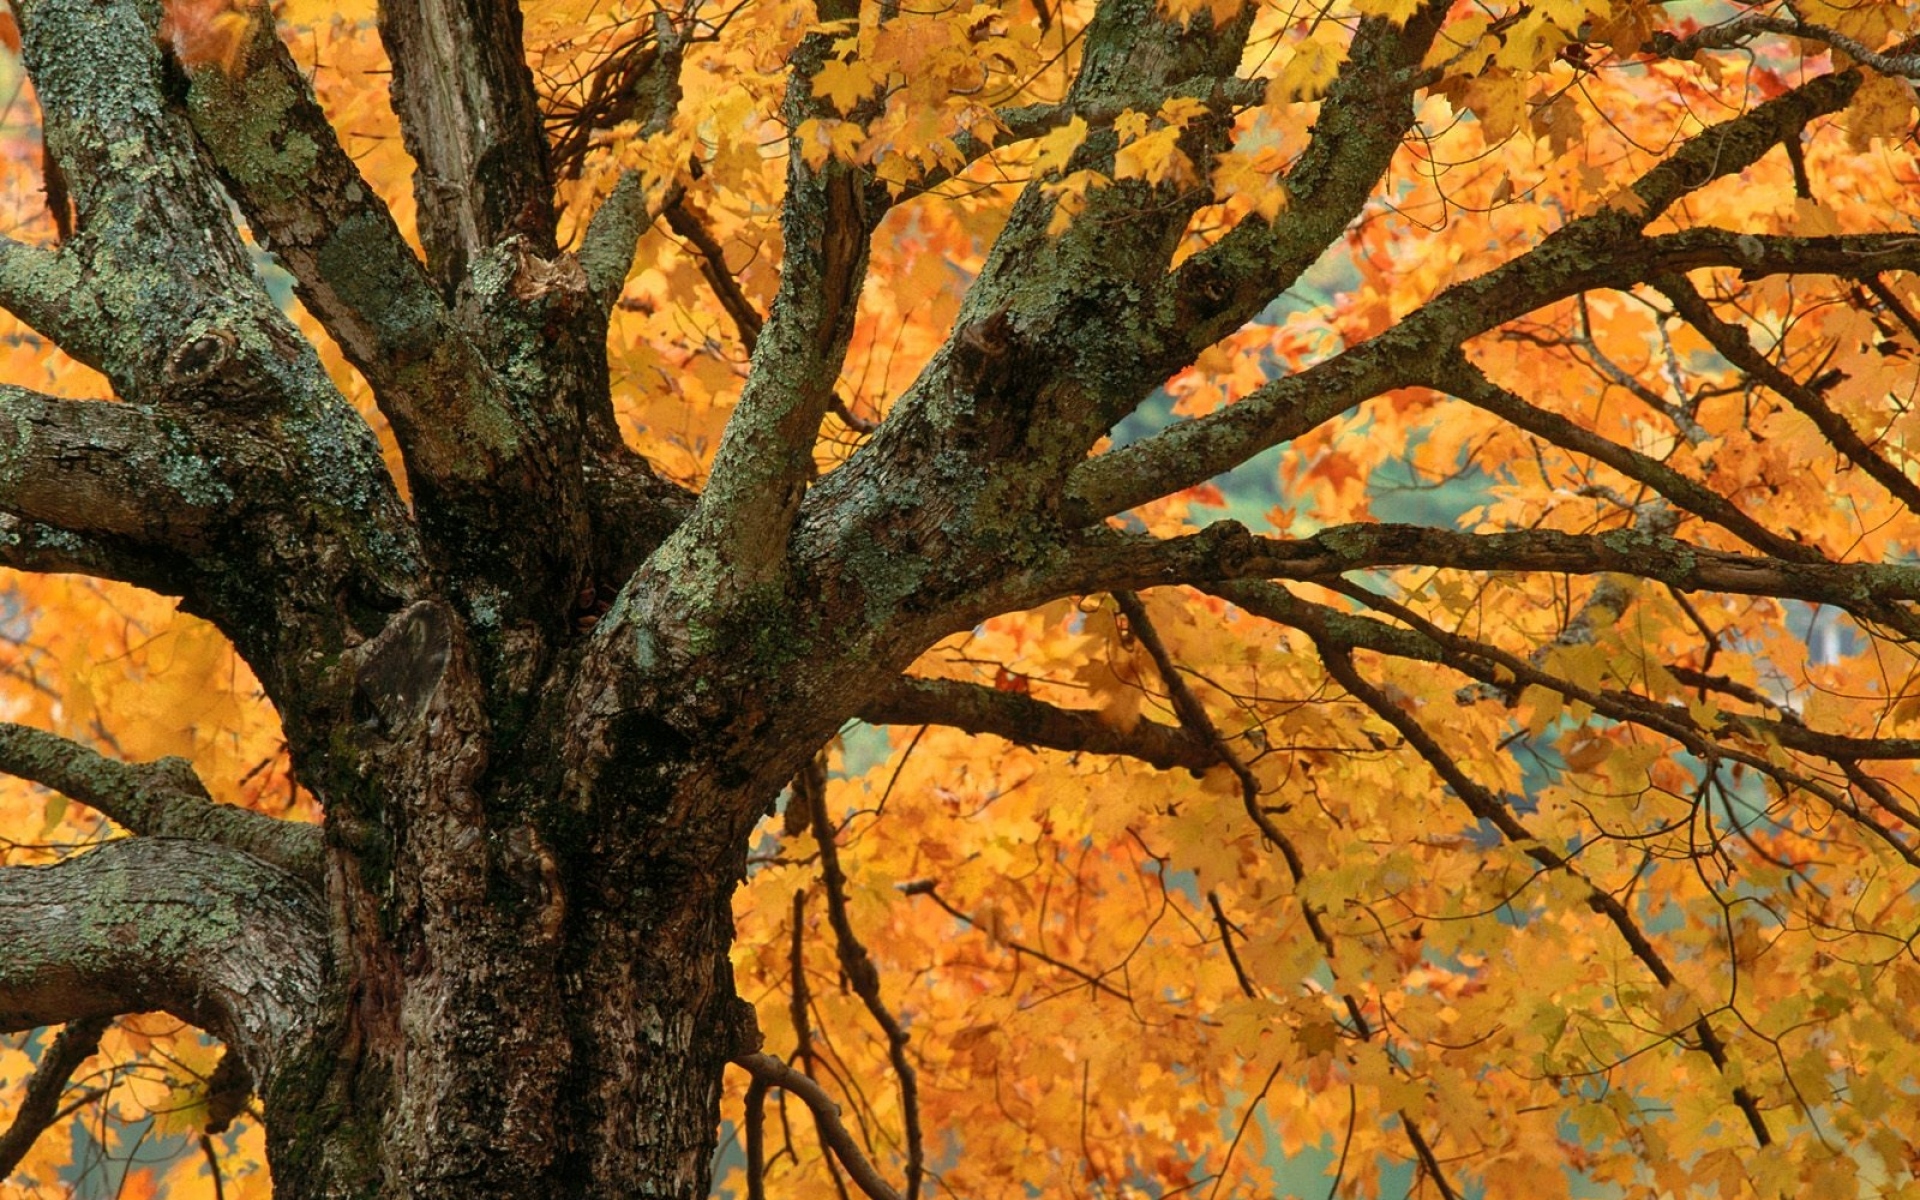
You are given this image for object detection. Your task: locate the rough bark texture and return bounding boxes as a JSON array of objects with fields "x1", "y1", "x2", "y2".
[{"x1": 0, "y1": 0, "x2": 1912, "y2": 1195}]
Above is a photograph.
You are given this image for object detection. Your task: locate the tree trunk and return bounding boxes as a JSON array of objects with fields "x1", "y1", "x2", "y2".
[{"x1": 245, "y1": 589, "x2": 810, "y2": 1198}]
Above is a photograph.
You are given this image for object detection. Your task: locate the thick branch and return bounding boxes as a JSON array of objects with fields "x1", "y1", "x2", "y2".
[
  {"x1": 180, "y1": 14, "x2": 454, "y2": 402},
  {"x1": 0, "y1": 723, "x2": 319, "y2": 882},
  {"x1": 668, "y1": 42, "x2": 880, "y2": 597},
  {"x1": 857, "y1": 675, "x2": 1214, "y2": 771},
  {"x1": 0, "y1": 839, "x2": 323, "y2": 1091},
  {"x1": 0, "y1": 389, "x2": 236, "y2": 551},
  {"x1": 378, "y1": 0, "x2": 556, "y2": 289},
  {"x1": 1050, "y1": 520, "x2": 1920, "y2": 617},
  {"x1": 575, "y1": 21, "x2": 694, "y2": 312},
  {"x1": 1158, "y1": 6, "x2": 1446, "y2": 368},
  {"x1": 0, "y1": 1015, "x2": 108, "y2": 1177},
  {"x1": 580, "y1": 173, "x2": 682, "y2": 315},
  {"x1": 15, "y1": 0, "x2": 278, "y2": 397}
]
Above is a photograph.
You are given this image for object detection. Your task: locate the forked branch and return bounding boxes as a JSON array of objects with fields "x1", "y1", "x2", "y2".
[
  {"x1": 0, "y1": 723, "x2": 319, "y2": 882},
  {"x1": 731, "y1": 1054, "x2": 905, "y2": 1200}
]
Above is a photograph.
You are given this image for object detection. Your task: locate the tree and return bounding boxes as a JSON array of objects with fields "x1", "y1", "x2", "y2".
[{"x1": 0, "y1": 0, "x2": 1915, "y2": 1193}]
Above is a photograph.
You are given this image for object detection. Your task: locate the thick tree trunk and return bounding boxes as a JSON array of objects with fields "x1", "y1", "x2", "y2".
[
  {"x1": 261, "y1": 841, "x2": 748, "y2": 1200},
  {"x1": 250, "y1": 591, "x2": 805, "y2": 1199}
]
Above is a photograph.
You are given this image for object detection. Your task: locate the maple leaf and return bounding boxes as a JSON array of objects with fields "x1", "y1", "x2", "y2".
[
  {"x1": 811, "y1": 57, "x2": 875, "y2": 115},
  {"x1": 1031, "y1": 114, "x2": 1089, "y2": 177}
]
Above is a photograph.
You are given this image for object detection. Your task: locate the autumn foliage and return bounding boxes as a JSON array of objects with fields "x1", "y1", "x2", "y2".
[{"x1": 0, "y1": 0, "x2": 1919, "y2": 1195}]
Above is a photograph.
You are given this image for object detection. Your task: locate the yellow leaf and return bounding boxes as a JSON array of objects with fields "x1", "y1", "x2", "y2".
[
  {"x1": 1032, "y1": 115, "x2": 1089, "y2": 178},
  {"x1": 1845, "y1": 73, "x2": 1919, "y2": 151},
  {"x1": 1271, "y1": 31, "x2": 1346, "y2": 102},
  {"x1": 811, "y1": 57, "x2": 875, "y2": 115},
  {"x1": 1351, "y1": 0, "x2": 1421, "y2": 25}
]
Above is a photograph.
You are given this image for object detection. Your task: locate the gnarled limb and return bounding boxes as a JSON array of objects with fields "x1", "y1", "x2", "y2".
[
  {"x1": 858, "y1": 675, "x2": 1215, "y2": 772},
  {"x1": 580, "y1": 173, "x2": 683, "y2": 315},
  {"x1": 0, "y1": 839, "x2": 323, "y2": 1091},
  {"x1": 178, "y1": 14, "x2": 456, "y2": 401},
  {"x1": 0, "y1": 723, "x2": 319, "y2": 882},
  {"x1": 378, "y1": 0, "x2": 556, "y2": 290},
  {"x1": 0, "y1": 388, "x2": 235, "y2": 552},
  {"x1": 17, "y1": 0, "x2": 274, "y2": 398}
]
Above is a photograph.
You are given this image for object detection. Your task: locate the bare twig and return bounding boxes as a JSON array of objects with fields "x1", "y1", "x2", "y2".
[
  {"x1": 0, "y1": 1015, "x2": 109, "y2": 1177},
  {"x1": 900, "y1": 880, "x2": 1133, "y2": 1001},
  {"x1": 732, "y1": 1054, "x2": 906, "y2": 1200},
  {"x1": 1206, "y1": 891, "x2": 1259, "y2": 1001},
  {"x1": 1115, "y1": 591, "x2": 1459, "y2": 1198},
  {"x1": 801, "y1": 758, "x2": 924, "y2": 1198}
]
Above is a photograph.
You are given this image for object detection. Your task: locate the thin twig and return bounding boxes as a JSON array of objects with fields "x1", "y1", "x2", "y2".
[
  {"x1": 900, "y1": 880, "x2": 1132, "y2": 1001},
  {"x1": 1116, "y1": 591, "x2": 1462, "y2": 1198},
  {"x1": 732, "y1": 1054, "x2": 906, "y2": 1200},
  {"x1": 0, "y1": 1015, "x2": 110, "y2": 1176},
  {"x1": 802, "y1": 757, "x2": 923, "y2": 1199},
  {"x1": 1206, "y1": 890, "x2": 1259, "y2": 1000},
  {"x1": 791, "y1": 888, "x2": 854, "y2": 1200}
]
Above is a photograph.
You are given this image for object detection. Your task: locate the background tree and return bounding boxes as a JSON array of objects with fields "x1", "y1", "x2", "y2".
[{"x1": 0, "y1": 0, "x2": 1915, "y2": 1195}]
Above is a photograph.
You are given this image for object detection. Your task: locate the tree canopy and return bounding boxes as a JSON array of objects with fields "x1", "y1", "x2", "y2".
[{"x1": 0, "y1": 0, "x2": 1917, "y2": 1195}]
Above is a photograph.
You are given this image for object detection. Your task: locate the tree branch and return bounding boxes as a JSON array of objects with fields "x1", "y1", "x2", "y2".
[
  {"x1": 1064, "y1": 69, "x2": 1874, "y2": 520},
  {"x1": 0, "y1": 1014, "x2": 109, "y2": 1178},
  {"x1": 1307, "y1": 637, "x2": 1773, "y2": 1147},
  {"x1": 0, "y1": 723, "x2": 319, "y2": 882},
  {"x1": 15, "y1": 0, "x2": 286, "y2": 398},
  {"x1": 178, "y1": 12, "x2": 458, "y2": 407},
  {"x1": 377, "y1": 0, "x2": 557, "y2": 290},
  {"x1": 1201, "y1": 575, "x2": 1920, "y2": 870},
  {"x1": 662, "y1": 20, "x2": 882, "y2": 598},
  {"x1": 0, "y1": 839, "x2": 323, "y2": 1092},
  {"x1": 1050, "y1": 520, "x2": 1920, "y2": 616},
  {"x1": 899, "y1": 880, "x2": 1133, "y2": 1001},
  {"x1": 1428, "y1": 355, "x2": 1832, "y2": 563},
  {"x1": 798, "y1": 757, "x2": 922, "y2": 1200},
  {"x1": 1650, "y1": 14, "x2": 1920, "y2": 78},
  {"x1": 856, "y1": 675, "x2": 1215, "y2": 772},
  {"x1": 1157, "y1": 6, "x2": 1446, "y2": 370},
  {"x1": 1655, "y1": 271, "x2": 1920, "y2": 514},
  {"x1": 580, "y1": 173, "x2": 683, "y2": 315},
  {"x1": 0, "y1": 388, "x2": 240, "y2": 553},
  {"x1": 730, "y1": 1054, "x2": 905, "y2": 1200},
  {"x1": 574, "y1": 16, "x2": 695, "y2": 312}
]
